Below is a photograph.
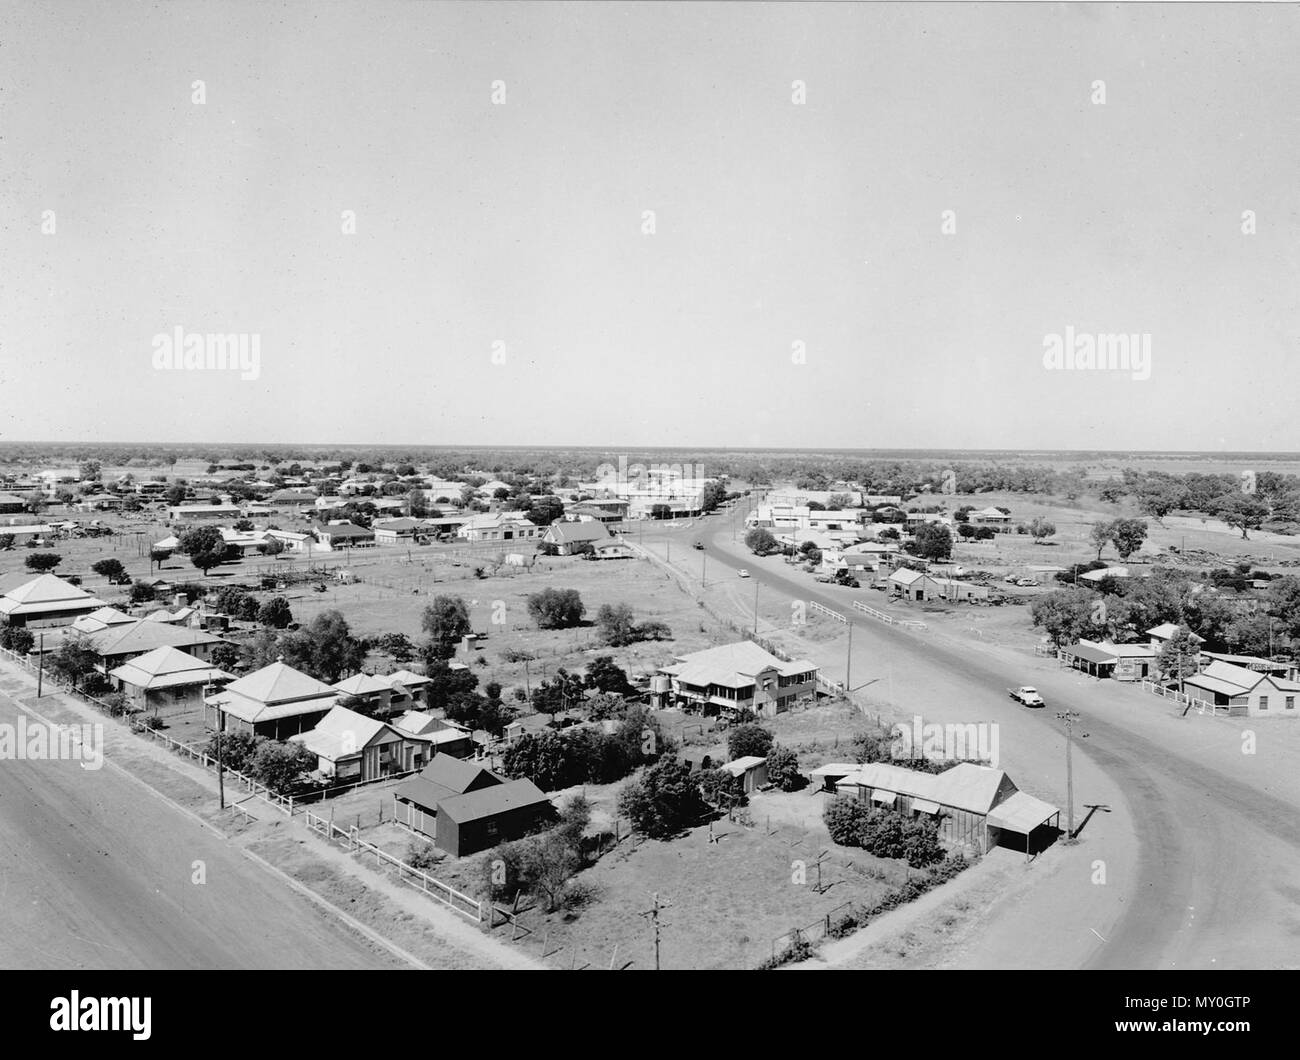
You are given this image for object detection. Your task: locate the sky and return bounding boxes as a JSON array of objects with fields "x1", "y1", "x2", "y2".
[{"x1": 3, "y1": 1, "x2": 1299, "y2": 452}]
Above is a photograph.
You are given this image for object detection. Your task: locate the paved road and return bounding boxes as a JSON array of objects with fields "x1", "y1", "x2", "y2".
[
  {"x1": 0, "y1": 689, "x2": 402, "y2": 970},
  {"x1": 696, "y1": 525, "x2": 1300, "y2": 969}
]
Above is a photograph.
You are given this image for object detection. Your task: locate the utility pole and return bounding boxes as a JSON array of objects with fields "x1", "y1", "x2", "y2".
[
  {"x1": 209, "y1": 681, "x2": 226, "y2": 810},
  {"x1": 846, "y1": 621, "x2": 853, "y2": 692},
  {"x1": 1055, "y1": 710, "x2": 1087, "y2": 841},
  {"x1": 638, "y1": 892, "x2": 671, "y2": 970},
  {"x1": 701, "y1": 549, "x2": 707, "y2": 587},
  {"x1": 752, "y1": 577, "x2": 760, "y2": 636},
  {"x1": 37, "y1": 630, "x2": 45, "y2": 697}
]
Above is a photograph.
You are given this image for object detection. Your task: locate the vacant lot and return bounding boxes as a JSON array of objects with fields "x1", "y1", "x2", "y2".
[{"x1": 484, "y1": 803, "x2": 903, "y2": 970}]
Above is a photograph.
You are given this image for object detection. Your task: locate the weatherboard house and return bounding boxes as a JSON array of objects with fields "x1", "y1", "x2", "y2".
[
  {"x1": 650, "y1": 641, "x2": 818, "y2": 717},
  {"x1": 835, "y1": 762, "x2": 1060, "y2": 856},
  {"x1": 393, "y1": 754, "x2": 555, "y2": 856},
  {"x1": 204, "y1": 660, "x2": 340, "y2": 739},
  {"x1": 0, "y1": 575, "x2": 106, "y2": 629}
]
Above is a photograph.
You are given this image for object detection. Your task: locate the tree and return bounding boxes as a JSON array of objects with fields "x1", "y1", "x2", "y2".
[
  {"x1": 907, "y1": 523, "x2": 953, "y2": 560},
  {"x1": 727, "y1": 723, "x2": 774, "y2": 760},
  {"x1": 744, "y1": 527, "x2": 778, "y2": 556},
  {"x1": 585, "y1": 655, "x2": 634, "y2": 695},
  {"x1": 421, "y1": 595, "x2": 471, "y2": 660},
  {"x1": 594, "y1": 603, "x2": 637, "y2": 646},
  {"x1": 283, "y1": 610, "x2": 366, "y2": 683},
  {"x1": 209, "y1": 642, "x2": 242, "y2": 673},
  {"x1": 824, "y1": 794, "x2": 870, "y2": 845},
  {"x1": 258, "y1": 596, "x2": 293, "y2": 629},
  {"x1": 1089, "y1": 520, "x2": 1115, "y2": 561},
  {"x1": 1215, "y1": 493, "x2": 1269, "y2": 540},
  {"x1": 0, "y1": 534, "x2": 13, "y2": 550},
  {"x1": 525, "y1": 496, "x2": 565, "y2": 526},
  {"x1": 766, "y1": 745, "x2": 806, "y2": 792},
  {"x1": 1110, "y1": 518, "x2": 1149, "y2": 560},
  {"x1": 203, "y1": 730, "x2": 262, "y2": 773},
  {"x1": 701, "y1": 481, "x2": 729, "y2": 512},
  {"x1": 79, "y1": 459, "x2": 102, "y2": 481},
  {"x1": 527, "y1": 588, "x2": 585, "y2": 630},
  {"x1": 24, "y1": 552, "x2": 62, "y2": 573},
  {"x1": 1157, "y1": 626, "x2": 1200, "y2": 687},
  {"x1": 91, "y1": 558, "x2": 126, "y2": 581},
  {"x1": 617, "y1": 759, "x2": 705, "y2": 839},
  {"x1": 129, "y1": 580, "x2": 157, "y2": 604},
  {"x1": 375, "y1": 632, "x2": 416, "y2": 664},
  {"x1": 503, "y1": 731, "x2": 577, "y2": 790},
  {"x1": 530, "y1": 668, "x2": 586, "y2": 716},
  {"x1": 1137, "y1": 482, "x2": 1184, "y2": 522},
  {"x1": 0, "y1": 626, "x2": 35, "y2": 654},
  {"x1": 1028, "y1": 517, "x2": 1056, "y2": 543},
  {"x1": 46, "y1": 636, "x2": 99, "y2": 690},
  {"x1": 178, "y1": 525, "x2": 223, "y2": 556},
  {"x1": 1030, "y1": 589, "x2": 1097, "y2": 648},
  {"x1": 258, "y1": 537, "x2": 285, "y2": 557},
  {"x1": 424, "y1": 660, "x2": 480, "y2": 711},
  {"x1": 247, "y1": 740, "x2": 316, "y2": 794}
]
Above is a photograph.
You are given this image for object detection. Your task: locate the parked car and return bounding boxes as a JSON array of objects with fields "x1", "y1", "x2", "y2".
[
  {"x1": 693, "y1": 541, "x2": 705, "y2": 550},
  {"x1": 737, "y1": 569, "x2": 750, "y2": 578}
]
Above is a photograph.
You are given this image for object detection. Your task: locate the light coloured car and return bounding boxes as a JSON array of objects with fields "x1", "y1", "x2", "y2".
[{"x1": 737, "y1": 569, "x2": 750, "y2": 578}]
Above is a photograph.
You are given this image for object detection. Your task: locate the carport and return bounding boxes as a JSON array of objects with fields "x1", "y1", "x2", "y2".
[{"x1": 986, "y1": 791, "x2": 1061, "y2": 861}]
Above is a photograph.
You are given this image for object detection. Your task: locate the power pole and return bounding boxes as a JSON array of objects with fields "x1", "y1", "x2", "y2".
[
  {"x1": 1055, "y1": 710, "x2": 1087, "y2": 841},
  {"x1": 37, "y1": 630, "x2": 45, "y2": 697},
  {"x1": 701, "y1": 549, "x2": 707, "y2": 587},
  {"x1": 753, "y1": 577, "x2": 760, "y2": 636},
  {"x1": 638, "y1": 892, "x2": 671, "y2": 970},
  {"x1": 846, "y1": 621, "x2": 853, "y2": 691},
  {"x1": 209, "y1": 681, "x2": 226, "y2": 810}
]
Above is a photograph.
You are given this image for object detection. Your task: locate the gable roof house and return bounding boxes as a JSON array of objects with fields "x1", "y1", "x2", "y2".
[
  {"x1": 968, "y1": 507, "x2": 1012, "y2": 529},
  {"x1": 289, "y1": 705, "x2": 405, "y2": 783},
  {"x1": 203, "y1": 660, "x2": 339, "y2": 739},
  {"x1": 0, "y1": 575, "x2": 106, "y2": 628},
  {"x1": 372, "y1": 517, "x2": 424, "y2": 545},
  {"x1": 888, "y1": 567, "x2": 941, "y2": 601},
  {"x1": 333, "y1": 672, "x2": 402, "y2": 718},
  {"x1": 835, "y1": 761, "x2": 1059, "y2": 856},
  {"x1": 393, "y1": 754, "x2": 555, "y2": 857},
  {"x1": 652, "y1": 641, "x2": 818, "y2": 717},
  {"x1": 541, "y1": 520, "x2": 610, "y2": 554},
  {"x1": 390, "y1": 711, "x2": 474, "y2": 769},
  {"x1": 455, "y1": 512, "x2": 540, "y2": 543},
  {"x1": 311, "y1": 522, "x2": 375, "y2": 550},
  {"x1": 1181, "y1": 659, "x2": 1300, "y2": 718}
]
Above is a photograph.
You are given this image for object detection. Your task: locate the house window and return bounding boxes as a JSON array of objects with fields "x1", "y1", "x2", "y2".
[
  {"x1": 1259, "y1": 696, "x2": 1269, "y2": 711},
  {"x1": 1288, "y1": 697, "x2": 1296, "y2": 711}
]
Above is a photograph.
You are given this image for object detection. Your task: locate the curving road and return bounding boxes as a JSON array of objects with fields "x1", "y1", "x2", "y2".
[{"x1": 684, "y1": 514, "x2": 1300, "y2": 969}]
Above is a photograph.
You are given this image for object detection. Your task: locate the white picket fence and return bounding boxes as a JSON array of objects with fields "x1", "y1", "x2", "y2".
[
  {"x1": 303, "y1": 808, "x2": 483, "y2": 923},
  {"x1": 808, "y1": 601, "x2": 846, "y2": 624},
  {"x1": 851, "y1": 600, "x2": 927, "y2": 631},
  {"x1": 1140, "y1": 678, "x2": 1225, "y2": 715}
]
